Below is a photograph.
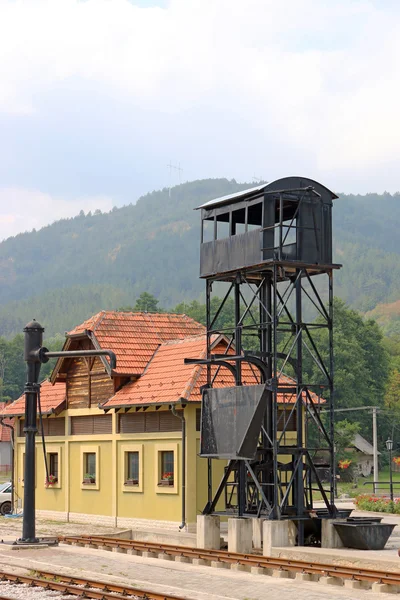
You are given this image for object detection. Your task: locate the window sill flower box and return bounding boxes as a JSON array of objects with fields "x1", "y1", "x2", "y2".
[
  {"x1": 124, "y1": 479, "x2": 139, "y2": 486},
  {"x1": 45, "y1": 475, "x2": 58, "y2": 488},
  {"x1": 158, "y1": 479, "x2": 174, "y2": 486},
  {"x1": 83, "y1": 477, "x2": 96, "y2": 484}
]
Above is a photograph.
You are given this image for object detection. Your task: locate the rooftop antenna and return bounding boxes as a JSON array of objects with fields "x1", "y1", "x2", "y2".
[{"x1": 167, "y1": 161, "x2": 183, "y2": 197}]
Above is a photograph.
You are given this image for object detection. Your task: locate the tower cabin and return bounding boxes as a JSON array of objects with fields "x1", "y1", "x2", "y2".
[{"x1": 198, "y1": 176, "x2": 339, "y2": 280}]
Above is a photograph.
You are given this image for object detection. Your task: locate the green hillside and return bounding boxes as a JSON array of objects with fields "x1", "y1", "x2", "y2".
[{"x1": 1, "y1": 179, "x2": 400, "y2": 338}]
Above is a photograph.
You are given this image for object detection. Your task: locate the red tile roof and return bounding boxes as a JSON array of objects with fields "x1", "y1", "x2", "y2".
[
  {"x1": 0, "y1": 417, "x2": 13, "y2": 442},
  {"x1": 67, "y1": 311, "x2": 205, "y2": 375},
  {"x1": 103, "y1": 335, "x2": 324, "y2": 408},
  {"x1": 2, "y1": 380, "x2": 66, "y2": 417}
]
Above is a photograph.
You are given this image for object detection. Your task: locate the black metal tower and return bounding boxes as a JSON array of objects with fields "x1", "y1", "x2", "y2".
[{"x1": 186, "y1": 176, "x2": 341, "y2": 545}]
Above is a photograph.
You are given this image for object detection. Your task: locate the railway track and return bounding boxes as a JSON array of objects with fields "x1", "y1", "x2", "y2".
[
  {"x1": 0, "y1": 569, "x2": 185, "y2": 600},
  {"x1": 60, "y1": 534, "x2": 400, "y2": 590}
]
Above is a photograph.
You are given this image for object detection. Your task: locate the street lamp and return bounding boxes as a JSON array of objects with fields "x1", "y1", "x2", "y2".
[{"x1": 386, "y1": 438, "x2": 394, "y2": 502}]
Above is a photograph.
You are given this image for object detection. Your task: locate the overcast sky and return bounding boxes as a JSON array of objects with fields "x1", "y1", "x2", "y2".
[{"x1": 0, "y1": 0, "x2": 399, "y2": 241}]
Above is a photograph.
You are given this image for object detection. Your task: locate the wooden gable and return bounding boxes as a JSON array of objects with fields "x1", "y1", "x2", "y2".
[{"x1": 64, "y1": 338, "x2": 114, "y2": 409}]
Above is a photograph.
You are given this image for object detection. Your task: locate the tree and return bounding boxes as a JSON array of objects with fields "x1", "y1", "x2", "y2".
[
  {"x1": 384, "y1": 368, "x2": 400, "y2": 410},
  {"x1": 134, "y1": 292, "x2": 162, "y2": 313}
]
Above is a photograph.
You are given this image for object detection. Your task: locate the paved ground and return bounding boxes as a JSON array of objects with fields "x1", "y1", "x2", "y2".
[
  {"x1": 0, "y1": 505, "x2": 399, "y2": 600},
  {"x1": 0, "y1": 542, "x2": 398, "y2": 600}
]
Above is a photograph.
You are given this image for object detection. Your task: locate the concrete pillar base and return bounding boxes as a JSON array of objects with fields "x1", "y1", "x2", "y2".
[
  {"x1": 252, "y1": 518, "x2": 265, "y2": 549},
  {"x1": 319, "y1": 576, "x2": 343, "y2": 586},
  {"x1": 112, "y1": 547, "x2": 126, "y2": 554},
  {"x1": 126, "y1": 548, "x2": 139, "y2": 555},
  {"x1": 228, "y1": 517, "x2": 252, "y2": 554},
  {"x1": 263, "y1": 520, "x2": 296, "y2": 556},
  {"x1": 196, "y1": 515, "x2": 221, "y2": 549},
  {"x1": 99, "y1": 545, "x2": 112, "y2": 552},
  {"x1": 321, "y1": 519, "x2": 345, "y2": 549}
]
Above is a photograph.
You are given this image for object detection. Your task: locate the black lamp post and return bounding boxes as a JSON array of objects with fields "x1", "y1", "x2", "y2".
[{"x1": 386, "y1": 438, "x2": 394, "y2": 502}]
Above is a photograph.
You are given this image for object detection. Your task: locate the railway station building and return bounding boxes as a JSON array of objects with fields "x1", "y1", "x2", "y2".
[{"x1": 3, "y1": 310, "x2": 313, "y2": 531}]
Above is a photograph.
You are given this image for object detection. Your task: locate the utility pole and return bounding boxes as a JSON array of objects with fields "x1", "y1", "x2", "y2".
[
  {"x1": 167, "y1": 161, "x2": 183, "y2": 197},
  {"x1": 372, "y1": 407, "x2": 378, "y2": 494}
]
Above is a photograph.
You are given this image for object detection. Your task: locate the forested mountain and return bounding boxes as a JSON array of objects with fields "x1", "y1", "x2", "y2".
[{"x1": 1, "y1": 179, "x2": 400, "y2": 338}]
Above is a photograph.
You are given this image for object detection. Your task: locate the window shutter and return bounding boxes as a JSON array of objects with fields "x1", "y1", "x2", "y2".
[
  {"x1": 48, "y1": 418, "x2": 65, "y2": 436},
  {"x1": 145, "y1": 412, "x2": 159, "y2": 432},
  {"x1": 93, "y1": 414, "x2": 112, "y2": 434},
  {"x1": 119, "y1": 413, "x2": 146, "y2": 434},
  {"x1": 71, "y1": 415, "x2": 112, "y2": 434},
  {"x1": 71, "y1": 415, "x2": 93, "y2": 435},
  {"x1": 159, "y1": 411, "x2": 182, "y2": 432}
]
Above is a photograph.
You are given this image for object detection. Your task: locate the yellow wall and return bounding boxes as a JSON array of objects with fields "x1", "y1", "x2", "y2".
[
  {"x1": 14, "y1": 404, "x2": 200, "y2": 526},
  {"x1": 13, "y1": 403, "x2": 305, "y2": 525}
]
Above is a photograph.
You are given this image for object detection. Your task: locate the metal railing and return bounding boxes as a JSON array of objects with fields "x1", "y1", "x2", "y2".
[{"x1": 363, "y1": 480, "x2": 400, "y2": 500}]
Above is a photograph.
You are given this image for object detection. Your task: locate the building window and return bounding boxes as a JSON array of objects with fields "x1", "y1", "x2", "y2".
[
  {"x1": 49, "y1": 453, "x2": 58, "y2": 481},
  {"x1": 84, "y1": 452, "x2": 96, "y2": 483},
  {"x1": 126, "y1": 451, "x2": 139, "y2": 485},
  {"x1": 159, "y1": 450, "x2": 174, "y2": 485},
  {"x1": 80, "y1": 446, "x2": 100, "y2": 490},
  {"x1": 121, "y1": 444, "x2": 143, "y2": 493},
  {"x1": 45, "y1": 448, "x2": 61, "y2": 488},
  {"x1": 154, "y1": 443, "x2": 178, "y2": 494}
]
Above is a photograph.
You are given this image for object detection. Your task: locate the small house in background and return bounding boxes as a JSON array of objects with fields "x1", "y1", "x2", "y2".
[
  {"x1": 348, "y1": 433, "x2": 379, "y2": 477},
  {"x1": 0, "y1": 417, "x2": 13, "y2": 474}
]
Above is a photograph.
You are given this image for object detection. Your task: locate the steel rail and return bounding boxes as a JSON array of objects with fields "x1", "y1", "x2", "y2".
[
  {"x1": 59, "y1": 534, "x2": 400, "y2": 587},
  {"x1": 0, "y1": 570, "x2": 184, "y2": 600}
]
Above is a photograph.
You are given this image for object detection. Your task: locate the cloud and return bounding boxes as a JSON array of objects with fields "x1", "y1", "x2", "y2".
[
  {"x1": 0, "y1": 187, "x2": 114, "y2": 241},
  {"x1": 0, "y1": 0, "x2": 399, "y2": 240}
]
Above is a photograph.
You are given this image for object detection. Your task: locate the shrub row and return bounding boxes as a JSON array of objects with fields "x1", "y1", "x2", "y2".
[{"x1": 355, "y1": 494, "x2": 400, "y2": 514}]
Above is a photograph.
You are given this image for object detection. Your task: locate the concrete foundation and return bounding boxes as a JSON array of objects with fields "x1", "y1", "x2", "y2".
[
  {"x1": 295, "y1": 572, "x2": 313, "y2": 582},
  {"x1": 371, "y1": 583, "x2": 398, "y2": 594},
  {"x1": 319, "y1": 576, "x2": 343, "y2": 586},
  {"x1": 272, "y1": 569, "x2": 290, "y2": 578},
  {"x1": 196, "y1": 515, "x2": 220, "y2": 549},
  {"x1": 321, "y1": 519, "x2": 345, "y2": 549},
  {"x1": 252, "y1": 518, "x2": 265, "y2": 549},
  {"x1": 228, "y1": 518, "x2": 253, "y2": 554},
  {"x1": 344, "y1": 579, "x2": 363, "y2": 590},
  {"x1": 211, "y1": 560, "x2": 228, "y2": 569},
  {"x1": 263, "y1": 520, "x2": 296, "y2": 556}
]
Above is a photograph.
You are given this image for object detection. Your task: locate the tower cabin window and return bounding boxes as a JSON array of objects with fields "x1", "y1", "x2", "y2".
[
  {"x1": 247, "y1": 202, "x2": 262, "y2": 231},
  {"x1": 216, "y1": 213, "x2": 230, "y2": 240},
  {"x1": 202, "y1": 201, "x2": 263, "y2": 242},
  {"x1": 202, "y1": 218, "x2": 214, "y2": 243},
  {"x1": 231, "y1": 208, "x2": 246, "y2": 235}
]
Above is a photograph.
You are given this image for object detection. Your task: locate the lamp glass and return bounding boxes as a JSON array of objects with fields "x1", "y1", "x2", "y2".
[{"x1": 386, "y1": 439, "x2": 393, "y2": 451}]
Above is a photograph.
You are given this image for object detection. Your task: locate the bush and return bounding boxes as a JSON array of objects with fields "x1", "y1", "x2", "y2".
[{"x1": 354, "y1": 494, "x2": 400, "y2": 514}]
